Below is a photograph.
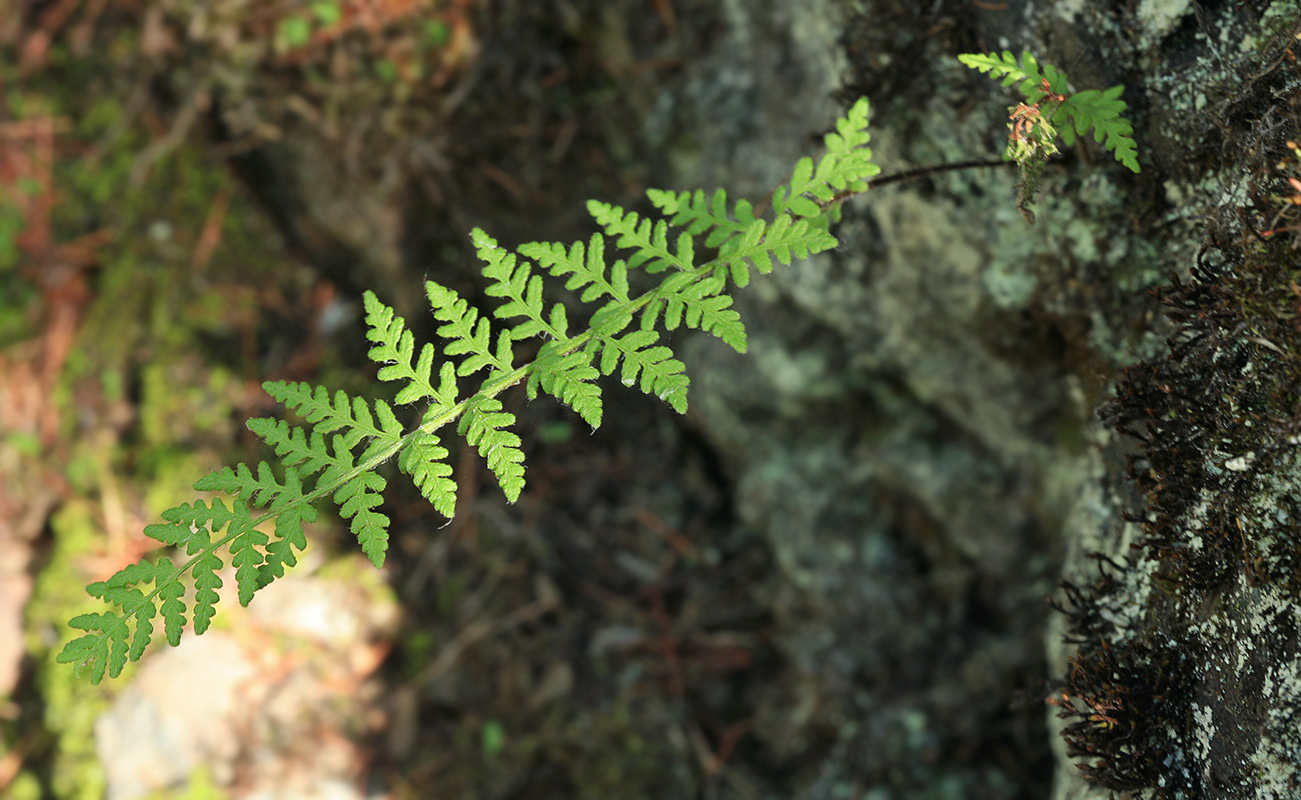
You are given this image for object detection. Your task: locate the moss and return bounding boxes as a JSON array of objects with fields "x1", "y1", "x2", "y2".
[
  {"x1": 3, "y1": 23, "x2": 311, "y2": 797},
  {"x1": 25, "y1": 502, "x2": 133, "y2": 800}
]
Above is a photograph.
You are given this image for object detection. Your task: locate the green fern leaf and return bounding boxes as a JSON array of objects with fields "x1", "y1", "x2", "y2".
[
  {"x1": 192, "y1": 547, "x2": 225, "y2": 634},
  {"x1": 193, "y1": 462, "x2": 316, "y2": 586},
  {"x1": 228, "y1": 523, "x2": 268, "y2": 606},
  {"x1": 674, "y1": 291, "x2": 744, "y2": 350},
  {"x1": 714, "y1": 214, "x2": 838, "y2": 285},
  {"x1": 93, "y1": 560, "x2": 158, "y2": 605},
  {"x1": 397, "y1": 431, "x2": 457, "y2": 517},
  {"x1": 61, "y1": 93, "x2": 887, "y2": 684},
  {"x1": 528, "y1": 342, "x2": 603, "y2": 427},
  {"x1": 265, "y1": 382, "x2": 400, "y2": 453},
  {"x1": 58, "y1": 612, "x2": 130, "y2": 683},
  {"x1": 251, "y1": 411, "x2": 395, "y2": 567},
  {"x1": 593, "y1": 329, "x2": 689, "y2": 413},
  {"x1": 90, "y1": 560, "x2": 163, "y2": 662},
  {"x1": 646, "y1": 188, "x2": 751, "y2": 247},
  {"x1": 459, "y1": 394, "x2": 525, "y2": 501},
  {"x1": 640, "y1": 270, "x2": 746, "y2": 351},
  {"x1": 587, "y1": 201, "x2": 696, "y2": 274},
  {"x1": 1055, "y1": 86, "x2": 1140, "y2": 172},
  {"x1": 960, "y1": 51, "x2": 1140, "y2": 175},
  {"x1": 149, "y1": 498, "x2": 245, "y2": 632},
  {"x1": 772, "y1": 97, "x2": 879, "y2": 218},
  {"x1": 588, "y1": 303, "x2": 634, "y2": 339},
  {"x1": 334, "y1": 471, "x2": 389, "y2": 567},
  {"x1": 426, "y1": 281, "x2": 516, "y2": 376},
  {"x1": 146, "y1": 500, "x2": 216, "y2": 554},
  {"x1": 519, "y1": 234, "x2": 631, "y2": 305},
  {"x1": 957, "y1": 50, "x2": 1069, "y2": 100},
  {"x1": 246, "y1": 418, "x2": 332, "y2": 478},
  {"x1": 127, "y1": 611, "x2": 154, "y2": 662},
  {"x1": 157, "y1": 566, "x2": 187, "y2": 646},
  {"x1": 475, "y1": 229, "x2": 573, "y2": 342},
  {"x1": 172, "y1": 475, "x2": 276, "y2": 606},
  {"x1": 825, "y1": 95, "x2": 874, "y2": 152},
  {"x1": 957, "y1": 50, "x2": 1025, "y2": 82},
  {"x1": 260, "y1": 472, "x2": 315, "y2": 583},
  {"x1": 364, "y1": 291, "x2": 438, "y2": 404}
]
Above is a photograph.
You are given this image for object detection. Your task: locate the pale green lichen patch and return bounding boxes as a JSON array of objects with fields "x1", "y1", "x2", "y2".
[{"x1": 1136, "y1": 0, "x2": 1194, "y2": 49}]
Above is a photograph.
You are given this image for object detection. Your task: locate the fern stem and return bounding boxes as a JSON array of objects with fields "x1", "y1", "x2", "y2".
[{"x1": 865, "y1": 158, "x2": 1018, "y2": 189}]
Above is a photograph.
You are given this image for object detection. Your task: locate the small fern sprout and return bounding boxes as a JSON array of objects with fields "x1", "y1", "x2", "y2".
[
  {"x1": 58, "y1": 97, "x2": 880, "y2": 683},
  {"x1": 958, "y1": 50, "x2": 1140, "y2": 220}
]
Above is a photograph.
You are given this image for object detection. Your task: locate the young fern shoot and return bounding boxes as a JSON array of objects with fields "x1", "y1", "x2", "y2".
[
  {"x1": 959, "y1": 50, "x2": 1139, "y2": 220},
  {"x1": 58, "y1": 97, "x2": 880, "y2": 684}
]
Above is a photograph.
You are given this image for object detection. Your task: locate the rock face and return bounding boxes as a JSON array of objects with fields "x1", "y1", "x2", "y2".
[
  {"x1": 628, "y1": 1, "x2": 1301, "y2": 797},
  {"x1": 1052, "y1": 68, "x2": 1301, "y2": 795},
  {"x1": 109, "y1": 0, "x2": 1301, "y2": 797}
]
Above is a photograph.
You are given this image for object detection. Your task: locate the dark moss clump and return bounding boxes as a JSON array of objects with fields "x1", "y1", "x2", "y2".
[{"x1": 1052, "y1": 633, "x2": 1191, "y2": 793}]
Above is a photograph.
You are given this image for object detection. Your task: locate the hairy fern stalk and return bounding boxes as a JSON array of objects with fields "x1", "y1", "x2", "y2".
[{"x1": 58, "y1": 98, "x2": 880, "y2": 683}]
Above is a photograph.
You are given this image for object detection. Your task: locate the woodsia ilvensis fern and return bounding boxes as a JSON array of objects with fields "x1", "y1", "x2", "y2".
[
  {"x1": 959, "y1": 50, "x2": 1139, "y2": 220},
  {"x1": 58, "y1": 98, "x2": 879, "y2": 683}
]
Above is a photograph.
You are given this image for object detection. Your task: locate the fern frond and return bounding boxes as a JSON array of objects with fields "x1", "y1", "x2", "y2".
[
  {"x1": 156, "y1": 564, "x2": 187, "y2": 645},
  {"x1": 715, "y1": 214, "x2": 838, "y2": 286},
  {"x1": 265, "y1": 382, "x2": 402, "y2": 455},
  {"x1": 646, "y1": 188, "x2": 753, "y2": 247},
  {"x1": 61, "y1": 95, "x2": 886, "y2": 684},
  {"x1": 246, "y1": 418, "x2": 330, "y2": 478},
  {"x1": 472, "y1": 233, "x2": 607, "y2": 424},
  {"x1": 88, "y1": 560, "x2": 165, "y2": 661},
  {"x1": 589, "y1": 329, "x2": 690, "y2": 412},
  {"x1": 195, "y1": 463, "x2": 316, "y2": 586},
  {"x1": 148, "y1": 498, "x2": 252, "y2": 623},
  {"x1": 475, "y1": 228, "x2": 571, "y2": 341},
  {"x1": 248, "y1": 384, "x2": 402, "y2": 566},
  {"x1": 960, "y1": 51, "x2": 1140, "y2": 175},
  {"x1": 528, "y1": 342, "x2": 603, "y2": 427},
  {"x1": 641, "y1": 272, "x2": 746, "y2": 352},
  {"x1": 333, "y1": 471, "x2": 390, "y2": 567},
  {"x1": 228, "y1": 520, "x2": 269, "y2": 606},
  {"x1": 58, "y1": 612, "x2": 130, "y2": 684},
  {"x1": 773, "y1": 97, "x2": 880, "y2": 219}
]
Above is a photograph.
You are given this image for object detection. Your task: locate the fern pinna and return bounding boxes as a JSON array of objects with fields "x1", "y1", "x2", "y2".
[{"x1": 58, "y1": 97, "x2": 879, "y2": 683}]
